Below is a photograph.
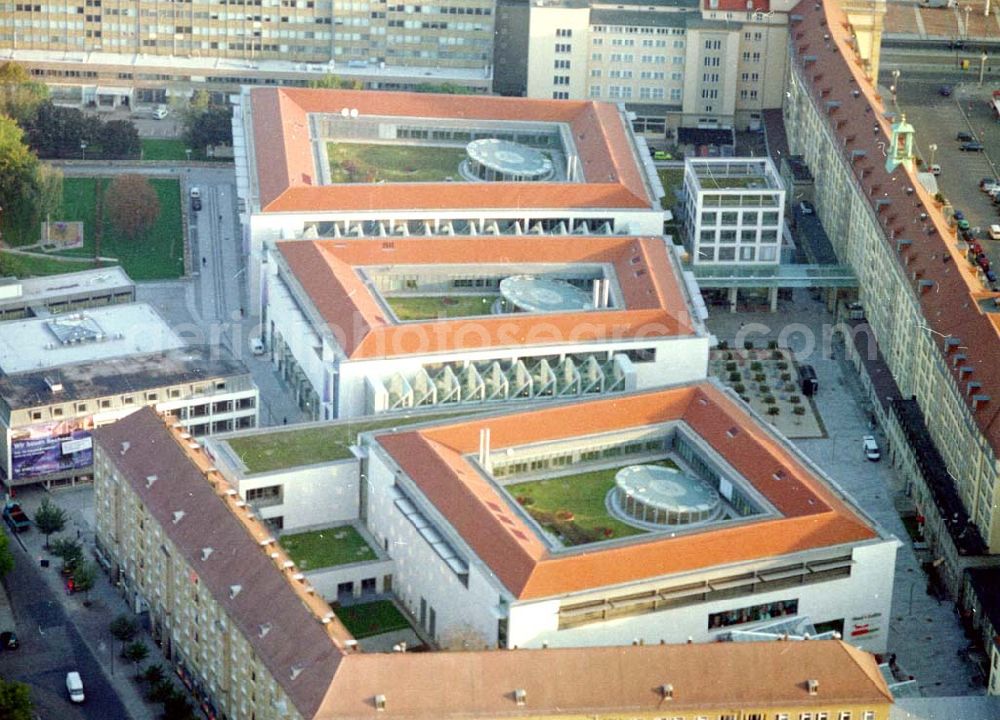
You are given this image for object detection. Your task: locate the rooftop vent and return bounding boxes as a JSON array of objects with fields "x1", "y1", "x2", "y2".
[
  {"x1": 660, "y1": 683, "x2": 674, "y2": 699},
  {"x1": 44, "y1": 376, "x2": 63, "y2": 394},
  {"x1": 283, "y1": 560, "x2": 295, "y2": 569},
  {"x1": 229, "y1": 584, "x2": 242, "y2": 599},
  {"x1": 322, "y1": 612, "x2": 336, "y2": 624},
  {"x1": 224, "y1": 488, "x2": 238, "y2": 496},
  {"x1": 258, "y1": 623, "x2": 272, "y2": 638},
  {"x1": 120, "y1": 441, "x2": 131, "y2": 456},
  {"x1": 201, "y1": 547, "x2": 214, "y2": 562},
  {"x1": 808, "y1": 679, "x2": 820, "y2": 695},
  {"x1": 514, "y1": 689, "x2": 527, "y2": 706},
  {"x1": 259, "y1": 537, "x2": 275, "y2": 546},
  {"x1": 290, "y1": 664, "x2": 306, "y2": 681},
  {"x1": 374, "y1": 694, "x2": 387, "y2": 712},
  {"x1": 725, "y1": 426, "x2": 739, "y2": 438},
  {"x1": 172, "y1": 511, "x2": 185, "y2": 524},
  {"x1": 145, "y1": 475, "x2": 158, "y2": 489}
]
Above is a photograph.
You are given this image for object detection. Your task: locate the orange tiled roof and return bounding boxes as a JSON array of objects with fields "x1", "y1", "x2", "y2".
[
  {"x1": 792, "y1": 2, "x2": 1000, "y2": 450},
  {"x1": 276, "y1": 236, "x2": 697, "y2": 360},
  {"x1": 374, "y1": 381, "x2": 878, "y2": 600},
  {"x1": 249, "y1": 87, "x2": 654, "y2": 213}
]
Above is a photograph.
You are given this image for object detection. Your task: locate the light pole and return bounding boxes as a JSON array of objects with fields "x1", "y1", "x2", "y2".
[
  {"x1": 891, "y1": 69, "x2": 900, "y2": 107},
  {"x1": 964, "y1": 5, "x2": 972, "y2": 40},
  {"x1": 80, "y1": 141, "x2": 87, "y2": 160},
  {"x1": 929, "y1": 143, "x2": 938, "y2": 167},
  {"x1": 185, "y1": 148, "x2": 192, "y2": 162},
  {"x1": 980, "y1": 51, "x2": 989, "y2": 85}
]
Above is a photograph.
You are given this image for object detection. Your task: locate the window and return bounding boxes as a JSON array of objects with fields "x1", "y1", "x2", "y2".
[
  {"x1": 589, "y1": 85, "x2": 601, "y2": 98},
  {"x1": 554, "y1": 59, "x2": 570, "y2": 69},
  {"x1": 708, "y1": 599, "x2": 799, "y2": 629},
  {"x1": 53, "y1": 407, "x2": 63, "y2": 417},
  {"x1": 591, "y1": 52, "x2": 602, "y2": 61},
  {"x1": 100, "y1": 399, "x2": 111, "y2": 409},
  {"x1": 556, "y1": 28, "x2": 572, "y2": 37},
  {"x1": 246, "y1": 485, "x2": 282, "y2": 504},
  {"x1": 553, "y1": 75, "x2": 570, "y2": 85},
  {"x1": 800, "y1": 715, "x2": 812, "y2": 720},
  {"x1": 760, "y1": 246, "x2": 778, "y2": 262},
  {"x1": 555, "y1": 43, "x2": 571, "y2": 53},
  {"x1": 838, "y1": 713, "x2": 852, "y2": 720},
  {"x1": 670, "y1": 88, "x2": 682, "y2": 100},
  {"x1": 740, "y1": 246, "x2": 755, "y2": 261},
  {"x1": 701, "y1": 211, "x2": 717, "y2": 225},
  {"x1": 76, "y1": 403, "x2": 88, "y2": 413},
  {"x1": 552, "y1": 91, "x2": 569, "y2": 99},
  {"x1": 862, "y1": 714, "x2": 875, "y2": 720}
]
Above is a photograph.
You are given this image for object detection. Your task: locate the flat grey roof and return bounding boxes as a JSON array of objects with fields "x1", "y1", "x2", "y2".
[
  {"x1": 0, "y1": 345, "x2": 251, "y2": 410},
  {"x1": 0, "y1": 303, "x2": 182, "y2": 374},
  {"x1": 0, "y1": 267, "x2": 133, "y2": 308},
  {"x1": 590, "y1": 8, "x2": 696, "y2": 28}
]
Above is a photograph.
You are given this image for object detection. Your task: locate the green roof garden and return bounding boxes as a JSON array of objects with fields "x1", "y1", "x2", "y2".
[
  {"x1": 385, "y1": 294, "x2": 498, "y2": 320},
  {"x1": 506, "y1": 458, "x2": 679, "y2": 546},
  {"x1": 327, "y1": 142, "x2": 467, "y2": 183},
  {"x1": 333, "y1": 600, "x2": 412, "y2": 639},
  {"x1": 279, "y1": 524, "x2": 377, "y2": 570},
  {"x1": 225, "y1": 412, "x2": 469, "y2": 474}
]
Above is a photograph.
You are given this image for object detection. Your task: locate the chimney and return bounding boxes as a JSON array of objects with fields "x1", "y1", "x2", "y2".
[
  {"x1": 201, "y1": 547, "x2": 213, "y2": 561},
  {"x1": 145, "y1": 475, "x2": 158, "y2": 489},
  {"x1": 660, "y1": 683, "x2": 674, "y2": 699},
  {"x1": 514, "y1": 689, "x2": 527, "y2": 706},
  {"x1": 258, "y1": 623, "x2": 272, "y2": 638},
  {"x1": 172, "y1": 511, "x2": 185, "y2": 524},
  {"x1": 374, "y1": 694, "x2": 387, "y2": 712},
  {"x1": 808, "y1": 679, "x2": 820, "y2": 695},
  {"x1": 120, "y1": 441, "x2": 131, "y2": 455},
  {"x1": 229, "y1": 584, "x2": 242, "y2": 599}
]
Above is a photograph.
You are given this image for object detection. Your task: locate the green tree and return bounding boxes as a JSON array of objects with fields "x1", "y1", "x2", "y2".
[
  {"x1": 105, "y1": 174, "x2": 160, "y2": 240},
  {"x1": 0, "y1": 60, "x2": 49, "y2": 125},
  {"x1": 122, "y1": 640, "x2": 150, "y2": 676},
  {"x1": 412, "y1": 82, "x2": 473, "y2": 95},
  {"x1": 50, "y1": 537, "x2": 83, "y2": 572},
  {"x1": 0, "y1": 531, "x2": 13, "y2": 577},
  {"x1": 0, "y1": 677, "x2": 34, "y2": 720},
  {"x1": 161, "y1": 691, "x2": 198, "y2": 720},
  {"x1": 141, "y1": 663, "x2": 165, "y2": 686},
  {"x1": 98, "y1": 119, "x2": 140, "y2": 160},
  {"x1": 110, "y1": 614, "x2": 140, "y2": 645},
  {"x1": 33, "y1": 497, "x2": 67, "y2": 549},
  {"x1": 73, "y1": 560, "x2": 97, "y2": 603},
  {"x1": 308, "y1": 74, "x2": 364, "y2": 90},
  {"x1": 182, "y1": 107, "x2": 232, "y2": 152},
  {"x1": 0, "y1": 115, "x2": 39, "y2": 229}
]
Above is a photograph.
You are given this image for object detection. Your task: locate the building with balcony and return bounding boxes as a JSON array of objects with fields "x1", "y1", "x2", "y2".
[
  {"x1": 262, "y1": 234, "x2": 709, "y2": 420},
  {"x1": 0, "y1": 303, "x2": 256, "y2": 489},
  {"x1": 516, "y1": 0, "x2": 797, "y2": 135},
  {"x1": 233, "y1": 86, "x2": 668, "y2": 311},
  {"x1": 2, "y1": 0, "x2": 495, "y2": 104},
  {"x1": 781, "y1": 0, "x2": 1000, "y2": 587},
  {"x1": 92, "y1": 404, "x2": 895, "y2": 720}
]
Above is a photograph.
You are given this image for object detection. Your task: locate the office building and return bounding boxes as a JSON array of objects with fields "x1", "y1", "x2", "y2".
[
  {"x1": 93, "y1": 403, "x2": 895, "y2": 719},
  {"x1": 0, "y1": 303, "x2": 257, "y2": 489}
]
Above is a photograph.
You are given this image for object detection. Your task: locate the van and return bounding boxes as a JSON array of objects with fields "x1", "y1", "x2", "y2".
[
  {"x1": 66, "y1": 671, "x2": 85, "y2": 703},
  {"x1": 152, "y1": 104, "x2": 169, "y2": 120},
  {"x1": 798, "y1": 364, "x2": 818, "y2": 397},
  {"x1": 989, "y1": 225, "x2": 1000, "y2": 240}
]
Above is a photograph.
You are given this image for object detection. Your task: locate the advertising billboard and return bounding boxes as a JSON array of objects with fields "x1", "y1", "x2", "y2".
[{"x1": 10, "y1": 417, "x2": 95, "y2": 480}]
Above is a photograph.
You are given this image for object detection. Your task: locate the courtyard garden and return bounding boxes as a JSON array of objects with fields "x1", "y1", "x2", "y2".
[
  {"x1": 386, "y1": 294, "x2": 498, "y2": 320},
  {"x1": 0, "y1": 177, "x2": 184, "y2": 280},
  {"x1": 278, "y1": 525, "x2": 377, "y2": 571},
  {"x1": 708, "y1": 342, "x2": 825, "y2": 439},
  {"x1": 327, "y1": 142, "x2": 467, "y2": 183},
  {"x1": 505, "y1": 458, "x2": 680, "y2": 546},
  {"x1": 333, "y1": 600, "x2": 411, "y2": 639}
]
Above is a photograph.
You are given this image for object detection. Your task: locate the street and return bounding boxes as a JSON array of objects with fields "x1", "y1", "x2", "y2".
[{"x1": 0, "y1": 547, "x2": 130, "y2": 719}]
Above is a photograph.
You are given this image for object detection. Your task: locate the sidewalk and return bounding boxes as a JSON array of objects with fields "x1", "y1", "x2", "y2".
[{"x1": 12, "y1": 486, "x2": 177, "y2": 720}]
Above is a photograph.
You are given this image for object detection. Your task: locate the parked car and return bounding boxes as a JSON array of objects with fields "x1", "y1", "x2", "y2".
[
  {"x1": 930, "y1": 163, "x2": 942, "y2": 176},
  {"x1": 0, "y1": 631, "x2": 18, "y2": 650},
  {"x1": 862, "y1": 435, "x2": 881, "y2": 462},
  {"x1": 189, "y1": 186, "x2": 202, "y2": 212},
  {"x1": 961, "y1": 142, "x2": 984, "y2": 152},
  {"x1": 957, "y1": 219, "x2": 971, "y2": 230},
  {"x1": 797, "y1": 364, "x2": 818, "y2": 397},
  {"x1": 66, "y1": 672, "x2": 85, "y2": 703},
  {"x1": 989, "y1": 225, "x2": 1000, "y2": 240},
  {"x1": 939, "y1": 84, "x2": 953, "y2": 96},
  {"x1": 986, "y1": 269, "x2": 997, "y2": 284},
  {"x1": 981, "y1": 177, "x2": 998, "y2": 191},
  {"x1": 978, "y1": 254, "x2": 991, "y2": 271},
  {"x1": 957, "y1": 131, "x2": 974, "y2": 142},
  {"x1": 152, "y1": 104, "x2": 169, "y2": 120},
  {"x1": 250, "y1": 337, "x2": 265, "y2": 356},
  {"x1": 798, "y1": 200, "x2": 815, "y2": 215},
  {"x1": 2, "y1": 502, "x2": 30, "y2": 532},
  {"x1": 954, "y1": 210, "x2": 965, "y2": 220}
]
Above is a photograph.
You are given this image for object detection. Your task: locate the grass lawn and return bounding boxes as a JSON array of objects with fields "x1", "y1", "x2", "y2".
[
  {"x1": 507, "y1": 458, "x2": 680, "y2": 546},
  {"x1": 327, "y1": 142, "x2": 466, "y2": 183},
  {"x1": 657, "y1": 168, "x2": 685, "y2": 209},
  {"x1": 227, "y1": 412, "x2": 470, "y2": 474},
  {"x1": 1, "y1": 177, "x2": 183, "y2": 280},
  {"x1": 696, "y1": 174, "x2": 771, "y2": 190},
  {"x1": 335, "y1": 600, "x2": 411, "y2": 639},
  {"x1": 0, "y1": 251, "x2": 109, "y2": 277},
  {"x1": 279, "y1": 525, "x2": 377, "y2": 570},
  {"x1": 386, "y1": 295, "x2": 498, "y2": 320},
  {"x1": 140, "y1": 138, "x2": 229, "y2": 162}
]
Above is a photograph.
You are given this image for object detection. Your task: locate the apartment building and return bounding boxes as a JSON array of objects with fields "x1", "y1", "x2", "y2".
[
  {"x1": 681, "y1": 157, "x2": 785, "y2": 266},
  {"x1": 1, "y1": 0, "x2": 495, "y2": 104},
  {"x1": 0, "y1": 303, "x2": 257, "y2": 489},
  {"x1": 264, "y1": 234, "x2": 708, "y2": 420},
  {"x1": 93, "y1": 404, "x2": 895, "y2": 720},
  {"x1": 234, "y1": 86, "x2": 667, "y2": 312},
  {"x1": 519, "y1": 0, "x2": 795, "y2": 134},
  {"x1": 782, "y1": 1, "x2": 1000, "y2": 587}
]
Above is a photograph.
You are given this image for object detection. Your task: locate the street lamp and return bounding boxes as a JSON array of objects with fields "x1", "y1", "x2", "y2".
[
  {"x1": 185, "y1": 148, "x2": 192, "y2": 162},
  {"x1": 80, "y1": 141, "x2": 87, "y2": 160},
  {"x1": 980, "y1": 51, "x2": 989, "y2": 85},
  {"x1": 929, "y1": 143, "x2": 938, "y2": 167},
  {"x1": 964, "y1": 5, "x2": 972, "y2": 39}
]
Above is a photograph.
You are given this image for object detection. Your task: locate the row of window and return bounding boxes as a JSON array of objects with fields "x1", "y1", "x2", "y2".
[
  {"x1": 698, "y1": 245, "x2": 778, "y2": 262},
  {"x1": 592, "y1": 24, "x2": 685, "y2": 37},
  {"x1": 590, "y1": 86, "x2": 680, "y2": 101}
]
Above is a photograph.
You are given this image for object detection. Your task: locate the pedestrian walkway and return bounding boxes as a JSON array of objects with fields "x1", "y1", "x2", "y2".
[
  {"x1": 704, "y1": 289, "x2": 982, "y2": 696},
  {"x1": 10, "y1": 485, "x2": 183, "y2": 720}
]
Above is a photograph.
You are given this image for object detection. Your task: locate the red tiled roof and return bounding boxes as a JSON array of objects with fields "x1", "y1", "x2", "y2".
[
  {"x1": 276, "y1": 236, "x2": 697, "y2": 359},
  {"x1": 375, "y1": 382, "x2": 878, "y2": 600},
  {"x1": 791, "y1": 1, "x2": 1000, "y2": 450},
  {"x1": 249, "y1": 87, "x2": 654, "y2": 213}
]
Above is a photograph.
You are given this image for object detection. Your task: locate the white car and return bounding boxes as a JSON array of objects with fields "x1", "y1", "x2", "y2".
[
  {"x1": 66, "y1": 671, "x2": 85, "y2": 703},
  {"x1": 250, "y1": 337, "x2": 265, "y2": 356},
  {"x1": 152, "y1": 104, "x2": 169, "y2": 120},
  {"x1": 930, "y1": 164, "x2": 942, "y2": 176},
  {"x1": 862, "y1": 435, "x2": 881, "y2": 462},
  {"x1": 990, "y1": 225, "x2": 1000, "y2": 241}
]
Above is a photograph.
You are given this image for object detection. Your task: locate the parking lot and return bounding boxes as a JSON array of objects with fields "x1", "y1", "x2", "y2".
[{"x1": 894, "y1": 78, "x2": 1000, "y2": 278}]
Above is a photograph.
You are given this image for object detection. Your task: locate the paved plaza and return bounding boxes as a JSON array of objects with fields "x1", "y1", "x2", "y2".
[{"x1": 705, "y1": 289, "x2": 983, "y2": 696}]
